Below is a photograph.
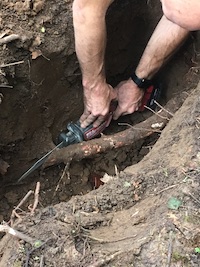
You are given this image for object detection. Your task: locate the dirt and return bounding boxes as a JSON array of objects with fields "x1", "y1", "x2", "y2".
[{"x1": 0, "y1": 0, "x2": 200, "y2": 266}]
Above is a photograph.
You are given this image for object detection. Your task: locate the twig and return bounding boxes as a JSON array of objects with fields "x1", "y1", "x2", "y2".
[
  {"x1": 10, "y1": 190, "x2": 34, "y2": 225},
  {"x1": 55, "y1": 163, "x2": 70, "y2": 191},
  {"x1": 40, "y1": 255, "x2": 44, "y2": 267},
  {"x1": 173, "y1": 224, "x2": 185, "y2": 237},
  {"x1": 187, "y1": 192, "x2": 200, "y2": 206},
  {"x1": 0, "y1": 60, "x2": 24, "y2": 68},
  {"x1": 25, "y1": 239, "x2": 49, "y2": 267},
  {"x1": 41, "y1": 54, "x2": 50, "y2": 61},
  {"x1": 0, "y1": 224, "x2": 34, "y2": 244},
  {"x1": 82, "y1": 235, "x2": 89, "y2": 258},
  {"x1": 52, "y1": 163, "x2": 70, "y2": 199},
  {"x1": 155, "y1": 184, "x2": 180, "y2": 195},
  {"x1": 166, "y1": 231, "x2": 173, "y2": 267},
  {"x1": 83, "y1": 234, "x2": 137, "y2": 244},
  {"x1": 87, "y1": 251, "x2": 121, "y2": 267},
  {"x1": 0, "y1": 34, "x2": 20, "y2": 45},
  {"x1": 13, "y1": 190, "x2": 34, "y2": 211},
  {"x1": 30, "y1": 182, "x2": 40, "y2": 215},
  {"x1": 154, "y1": 100, "x2": 174, "y2": 117},
  {"x1": 118, "y1": 122, "x2": 162, "y2": 133},
  {"x1": 144, "y1": 105, "x2": 170, "y2": 120},
  {"x1": 0, "y1": 84, "x2": 13, "y2": 88}
]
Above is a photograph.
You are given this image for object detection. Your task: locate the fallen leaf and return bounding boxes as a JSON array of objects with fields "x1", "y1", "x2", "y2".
[
  {"x1": 31, "y1": 50, "x2": 42, "y2": 60},
  {"x1": 195, "y1": 247, "x2": 200, "y2": 253},
  {"x1": 167, "y1": 197, "x2": 182, "y2": 210}
]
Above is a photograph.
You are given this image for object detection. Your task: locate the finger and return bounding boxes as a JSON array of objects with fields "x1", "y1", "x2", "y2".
[
  {"x1": 93, "y1": 115, "x2": 106, "y2": 128},
  {"x1": 80, "y1": 114, "x2": 97, "y2": 128},
  {"x1": 127, "y1": 104, "x2": 138, "y2": 113},
  {"x1": 79, "y1": 110, "x2": 90, "y2": 124},
  {"x1": 113, "y1": 106, "x2": 123, "y2": 120},
  {"x1": 113, "y1": 103, "x2": 139, "y2": 120}
]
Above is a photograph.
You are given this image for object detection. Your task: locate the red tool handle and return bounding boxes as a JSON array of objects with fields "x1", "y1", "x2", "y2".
[{"x1": 83, "y1": 101, "x2": 117, "y2": 140}]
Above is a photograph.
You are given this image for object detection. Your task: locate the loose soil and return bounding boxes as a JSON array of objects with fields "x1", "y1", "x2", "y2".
[{"x1": 0, "y1": 0, "x2": 200, "y2": 266}]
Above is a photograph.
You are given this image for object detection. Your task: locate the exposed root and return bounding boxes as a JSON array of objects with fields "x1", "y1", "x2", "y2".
[
  {"x1": 0, "y1": 34, "x2": 21, "y2": 45},
  {"x1": 0, "y1": 223, "x2": 35, "y2": 244},
  {"x1": 10, "y1": 190, "x2": 34, "y2": 226},
  {"x1": 30, "y1": 182, "x2": 40, "y2": 215},
  {"x1": 44, "y1": 93, "x2": 186, "y2": 168},
  {"x1": 0, "y1": 60, "x2": 24, "y2": 68}
]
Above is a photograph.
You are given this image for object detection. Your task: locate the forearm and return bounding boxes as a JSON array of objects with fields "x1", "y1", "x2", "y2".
[
  {"x1": 136, "y1": 15, "x2": 189, "y2": 79},
  {"x1": 73, "y1": 1, "x2": 112, "y2": 90}
]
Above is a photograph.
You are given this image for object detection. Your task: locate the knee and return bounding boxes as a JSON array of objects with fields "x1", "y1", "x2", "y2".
[
  {"x1": 161, "y1": 0, "x2": 174, "y2": 21},
  {"x1": 161, "y1": 0, "x2": 200, "y2": 30},
  {"x1": 72, "y1": 0, "x2": 86, "y2": 24},
  {"x1": 73, "y1": 0, "x2": 110, "y2": 23},
  {"x1": 161, "y1": 0, "x2": 184, "y2": 26}
]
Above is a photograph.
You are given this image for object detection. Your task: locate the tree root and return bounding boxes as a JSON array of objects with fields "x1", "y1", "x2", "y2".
[
  {"x1": 0, "y1": 34, "x2": 20, "y2": 45},
  {"x1": 0, "y1": 224, "x2": 35, "y2": 244},
  {"x1": 44, "y1": 93, "x2": 186, "y2": 168}
]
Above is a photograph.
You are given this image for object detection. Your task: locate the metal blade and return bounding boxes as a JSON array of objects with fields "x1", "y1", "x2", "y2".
[{"x1": 17, "y1": 142, "x2": 63, "y2": 183}]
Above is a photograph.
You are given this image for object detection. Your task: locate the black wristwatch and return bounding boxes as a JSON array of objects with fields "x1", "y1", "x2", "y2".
[{"x1": 130, "y1": 72, "x2": 151, "y2": 90}]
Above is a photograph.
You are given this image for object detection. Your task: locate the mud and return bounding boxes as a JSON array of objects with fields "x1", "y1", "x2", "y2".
[{"x1": 0, "y1": 0, "x2": 200, "y2": 266}]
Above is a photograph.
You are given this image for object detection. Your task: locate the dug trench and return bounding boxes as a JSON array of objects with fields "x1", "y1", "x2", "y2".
[{"x1": 0, "y1": 0, "x2": 200, "y2": 266}]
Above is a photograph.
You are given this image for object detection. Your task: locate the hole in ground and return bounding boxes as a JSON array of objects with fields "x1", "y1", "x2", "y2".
[{"x1": 0, "y1": 0, "x2": 200, "y2": 223}]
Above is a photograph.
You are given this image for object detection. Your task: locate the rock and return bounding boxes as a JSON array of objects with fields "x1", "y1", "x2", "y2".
[{"x1": 0, "y1": 159, "x2": 9, "y2": 175}]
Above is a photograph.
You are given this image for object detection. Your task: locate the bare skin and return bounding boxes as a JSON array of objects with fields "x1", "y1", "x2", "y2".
[
  {"x1": 114, "y1": 15, "x2": 188, "y2": 120},
  {"x1": 72, "y1": 0, "x2": 193, "y2": 128},
  {"x1": 161, "y1": 0, "x2": 200, "y2": 31},
  {"x1": 73, "y1": 0, "x2": 116, "y2": 128}
]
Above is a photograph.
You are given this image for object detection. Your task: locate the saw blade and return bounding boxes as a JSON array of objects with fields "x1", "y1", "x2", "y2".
[{"x1": 17, "y1": 142, "x2": 63, "y2": 183}]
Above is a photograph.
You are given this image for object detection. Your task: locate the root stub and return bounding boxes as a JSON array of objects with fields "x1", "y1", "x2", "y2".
[{"x1": 44, "y1": 93, "x2": 186, "y2": 168}]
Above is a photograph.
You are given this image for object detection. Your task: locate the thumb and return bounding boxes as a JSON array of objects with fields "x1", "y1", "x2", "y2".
[{"x1": 110, "y1": 86, "x2": 118, "y2": 101}]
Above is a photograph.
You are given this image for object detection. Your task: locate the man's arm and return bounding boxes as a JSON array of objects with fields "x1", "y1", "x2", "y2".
[
  {"x1": 113, "y1": 15, "x2": 189, "y2": 120},
  {"x1": 135, "y1": 15, "x2": 189, "y2": 80},
  {"x1": 73, "y1": 0, "x2": 116, "y2": 128}
]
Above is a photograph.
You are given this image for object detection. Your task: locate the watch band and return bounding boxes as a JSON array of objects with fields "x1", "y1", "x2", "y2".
[{"x1": 131, "y1": 72, "x2": 151, "y2": 89}]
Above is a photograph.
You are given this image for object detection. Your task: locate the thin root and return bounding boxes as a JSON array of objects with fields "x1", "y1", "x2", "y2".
[
  {"x1": 0, "y1": 223, "x2": 35, "y2": 244},
  {"x1": 30, "y1": 182, "x2": 40, "y2": 215},
  {"x1": 0, "y1": 34, "x2": 20, "y2": 45}
]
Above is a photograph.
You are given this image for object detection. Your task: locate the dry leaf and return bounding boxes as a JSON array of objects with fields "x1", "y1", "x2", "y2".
[
  {"x1": 30, "y1": 36, "x2": 42, "y2": 49},
  {"x1": 32, "y1": 50, "x2": 42, "y2": 60}
]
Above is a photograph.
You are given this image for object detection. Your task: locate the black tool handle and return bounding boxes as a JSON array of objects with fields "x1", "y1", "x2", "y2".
[{"x1": 58, "y1": 102, "x2": 117, "y2": 147}]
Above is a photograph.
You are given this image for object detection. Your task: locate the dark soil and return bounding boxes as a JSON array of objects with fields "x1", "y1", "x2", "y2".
[{"x1": 0, "y1": 0, "x2": 200, "y2": 266}]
